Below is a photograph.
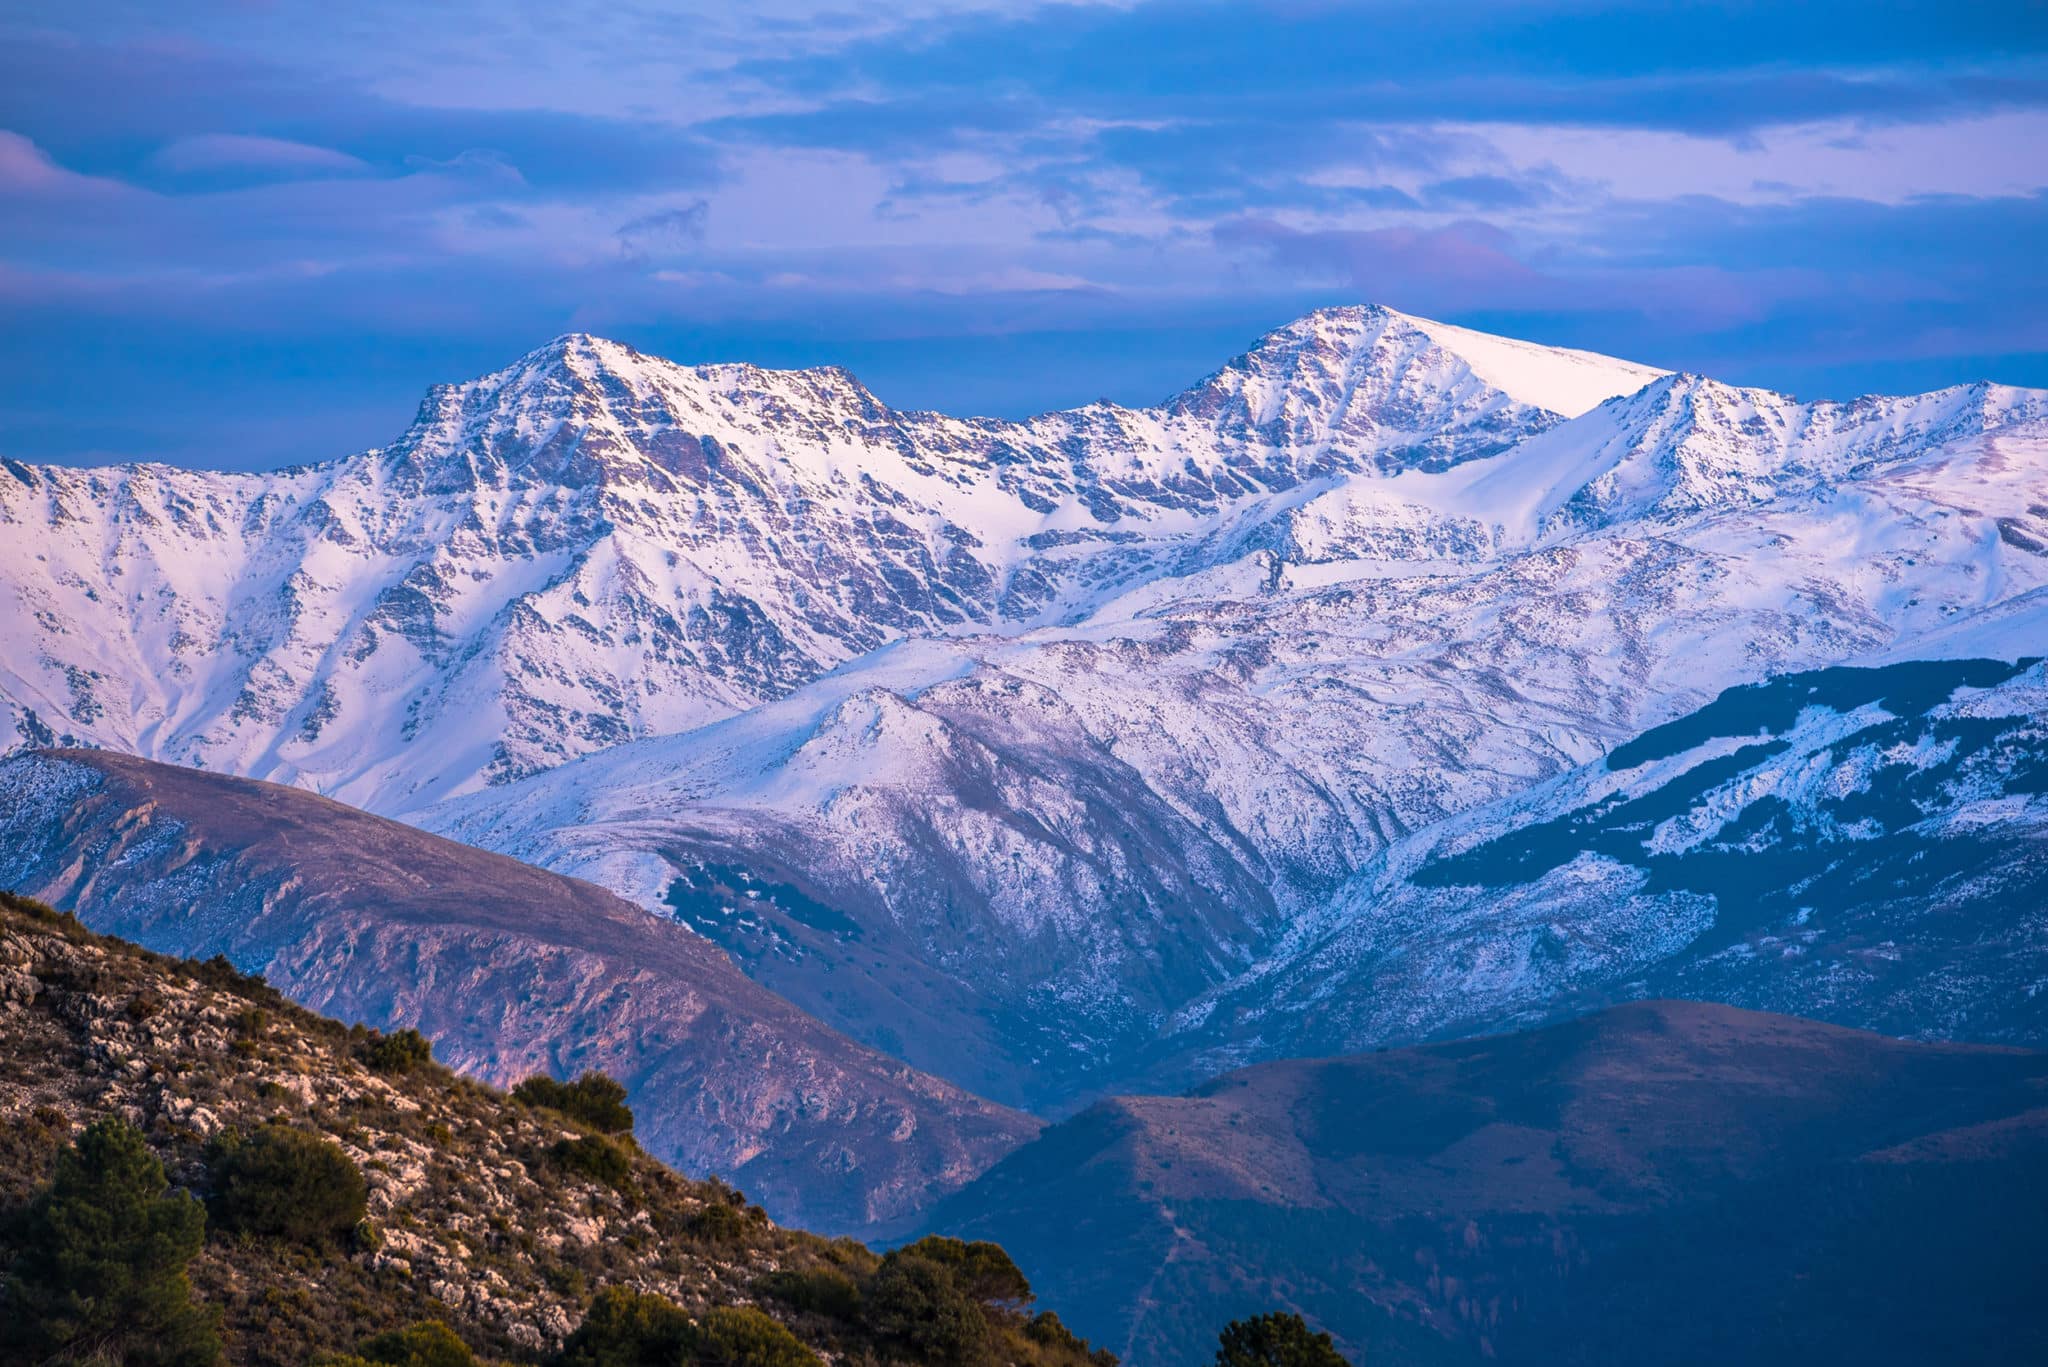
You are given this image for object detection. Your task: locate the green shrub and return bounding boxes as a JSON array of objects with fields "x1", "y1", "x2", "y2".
[
  {"x1": 352, "y1": 1320, "x2": 477, "y2": 1367},
  {"x1": 362, "y1": 1027, "x2": 434, "y2": 1075},
  {"x1": 206, "y1": 1123, "x2": 367, "y2": 1244},
  {"x1": 756, "y1": 1266, "x2": 862, "y2": 1322},
  {"x1": 0, "y1": 1116, "x2": 222, "y2": 1366},
  {"x1": 1213, "y1": 1312, "x2": 1351, "y2": 1367},
  {"x1": 547, "y1": 1263, "x2": 589, "y2": 1300},
  {"x1": 864, "y1": 1251, "x2": 991, "y2": 1366},
  {"x1": 513, "y1": 1071, "x2": 635, "y2": 1134},
  {"x1": 688, "y1": 1197, "x2": 760, "y2": 1245},
  {"x1": 196, "y1": 953, "x2": 276, "y2": 1001},
  {"x1": 1027, "y1": 1311, "x2": 1120, "y2": 1366},
  {"x1": 560, "y1": 1290, "x2": 817, "y2": 1367},
  {"x1": 0, "y1": 889, "x2": 86, "y2": 934},
  {"x1": 894, "y1": 1234, "x2": 1033, "y2": 1306},
  {"x1": 694, "y1": 1305, "x2": 820, "y2": 1366},
  {"x1": 550, "y1": 1133, "x2": 633, "y2": 1191},
  {"x1": 559, "y1": 1285, "x2": 695, "y2": 1367}
]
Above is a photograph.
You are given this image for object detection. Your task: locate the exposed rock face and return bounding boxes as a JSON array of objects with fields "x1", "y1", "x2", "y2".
[
  {"x1": 0, "y1": 749, "x2": 1035, "y2": 1234},
  {"x1": 925, "y1": 1000, "x2": 2048, "y2": 1367}
]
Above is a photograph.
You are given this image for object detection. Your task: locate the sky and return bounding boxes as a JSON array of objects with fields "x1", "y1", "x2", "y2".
[{"x1": 3, "y1": 1, "x2": 2046, "y2": 472}]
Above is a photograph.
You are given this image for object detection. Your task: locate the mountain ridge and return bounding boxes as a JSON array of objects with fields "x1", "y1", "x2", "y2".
[
  {"x1": 5, "y1": 306, "x2": 2046, "y2": 1111},
  {"x1": 3, "y1": 303, "x2": 1668, "y2": 812},
  {"x1": 922, "y1": 998, "x2": 2048, "y2": 1367}
]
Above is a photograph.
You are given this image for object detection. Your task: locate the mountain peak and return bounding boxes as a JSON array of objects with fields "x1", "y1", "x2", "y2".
[
  {"x1": 1212, "y1": 304, "x2": 1667, "y2": 420},
  {"x1": 1157, "y1": 303, "x2": 1656, "y2": 474},
  {"x1": 512, "y1": 332, "x2": 880, "y2": 402},
  {"x1": 496, "y1": 331, "x2": 667, "y2": 396},
  {"x1": 379, "y1": 332, "x2": 901, "y2": 492},
  {"x1": 1377, "y1": 307, "x2": 1669, "y2": 417}
]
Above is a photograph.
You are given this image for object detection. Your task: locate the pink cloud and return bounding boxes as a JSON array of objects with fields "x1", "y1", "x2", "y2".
[
  {"x1": 149, "y1": 133, "x2": 372, "y2": 178},
  {"x1": 1212, "y1": 216, "x2": 1550, "y2": 310},
  {"x1": 0, "y1": 131, "x2": 133, "y2": 198}
]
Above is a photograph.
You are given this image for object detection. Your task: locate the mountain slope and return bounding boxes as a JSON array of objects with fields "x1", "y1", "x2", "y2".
[
  {"x1": 1148, "y1": 654, "x2": 2048, "y2": 1088},
  {"x1": 0, "y1": 748, "x2": 1035, "y2": 1233},
  {"x1": 924, "y1": 1000, "x2": 2048, "y2": 1367},
  {"x1": 0, "y1": 892, "x2": 1112, "y2": 1367},
  {"x1": 422, "y1": 402, "x2": 2048, "y2": 1106}
]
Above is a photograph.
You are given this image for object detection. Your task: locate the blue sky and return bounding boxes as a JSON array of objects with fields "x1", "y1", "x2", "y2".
[{"x1": 3, "y1": 1, "x2": 2045, "y2": 471}]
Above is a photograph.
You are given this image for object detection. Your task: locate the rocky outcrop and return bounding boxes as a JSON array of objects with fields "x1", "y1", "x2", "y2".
[{"x1": 0, "y1": 893, "x2": 1107, "y2": 1366}]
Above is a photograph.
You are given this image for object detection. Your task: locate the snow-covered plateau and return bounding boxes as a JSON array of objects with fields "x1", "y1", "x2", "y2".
[{"x1": 5, "y1": 304, "x2": 2044, "y2": 1107}]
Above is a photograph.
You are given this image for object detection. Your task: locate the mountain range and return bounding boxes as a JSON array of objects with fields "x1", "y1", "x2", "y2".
[{"x1": 4, "y1": 304, "x2": 2045, "y2": 1238}]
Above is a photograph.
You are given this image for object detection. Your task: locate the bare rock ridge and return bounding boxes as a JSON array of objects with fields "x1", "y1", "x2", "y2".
[
  {"x1": 925, "y1": 999, "x2": 2048, "y2": 1367},
  {"x1": 0, "y1": 747, "x2": 1036, "y2": 1235}
]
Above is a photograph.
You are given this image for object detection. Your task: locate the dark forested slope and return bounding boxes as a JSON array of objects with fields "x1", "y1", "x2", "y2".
[{"x1": 929, "y1": 999, "x2": 2048, "y2": 1367}]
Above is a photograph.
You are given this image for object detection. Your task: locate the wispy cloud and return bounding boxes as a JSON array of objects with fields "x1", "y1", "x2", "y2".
[
  {"x1": 149, "y1": 133, "x2": 371, "y2": 179},
  {"x1": 0, "y1": 2, "x2": 2043, "y2": 469}
]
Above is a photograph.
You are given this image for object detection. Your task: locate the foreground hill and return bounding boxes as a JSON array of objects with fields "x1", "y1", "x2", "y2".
[
  {"x1": 924, "y1": 1000, "x2": 2048, "y2": 1367},
  {"x1": 0, "y1": 891, "x2": 1112, "y2": 1367},
  {"x1": 0, "y1": 748, "x2": 1035, "y2": 1234}
]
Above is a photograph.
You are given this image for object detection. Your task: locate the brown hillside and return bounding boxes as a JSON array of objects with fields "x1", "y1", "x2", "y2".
[
  {"x1": 0, "y1": 748, "x2": 1036, "y2": 1234},
  {"x1": 928, "y1": 999, "x2": 2048, "y2": 1367}
]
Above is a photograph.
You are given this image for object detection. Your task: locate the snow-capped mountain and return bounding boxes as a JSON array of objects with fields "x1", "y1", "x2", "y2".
[
  {"x1": 1142, "y1": 652, "x2": 2048, "y2": 1092},
  {"x1": 419, "y1": 377, "x2": 2048, "y2": 1105},
  {"x1": 0, "y1": 306, "x2": 1656, "y2": 813},
  {"x1": 5, "y1": 306, "x2": 2044, "y2": 1108}
]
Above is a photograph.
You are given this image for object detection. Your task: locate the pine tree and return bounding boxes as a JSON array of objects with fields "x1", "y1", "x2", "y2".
[
  {"x1": 558, "y1": 1285, "x2": 696, "y2": 1366},
  {"x1": 206, "y1": 1122, "x2": 368, "y2": 1244},
  {"x1": 1213, "y1": 1311, "x2": 1351, "y2": 1367},
  {"x1": 1, "y1": 1116, "x2": 222, "y2": 1365},
  {"x1": 863, "y1": 1250, "x2": 993, "y2": 1365}
]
